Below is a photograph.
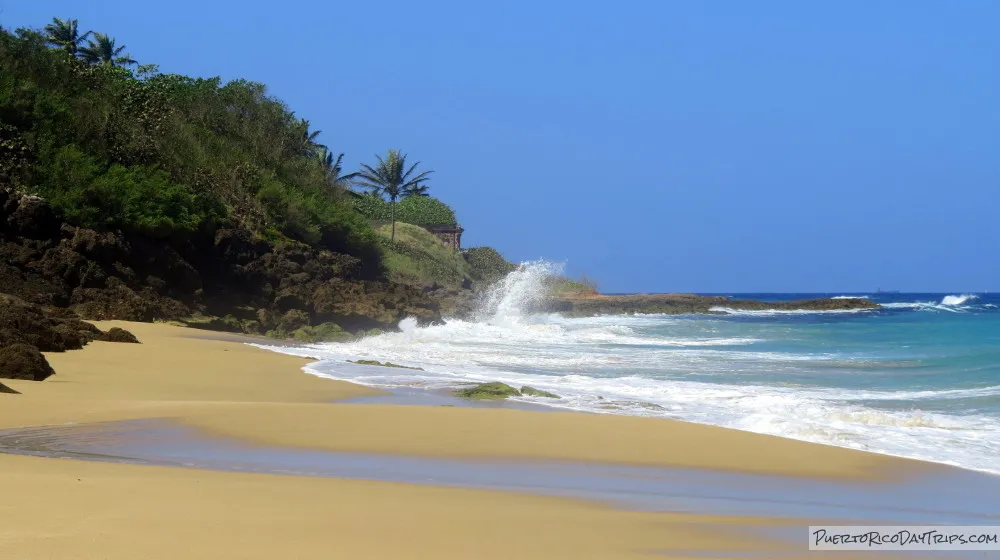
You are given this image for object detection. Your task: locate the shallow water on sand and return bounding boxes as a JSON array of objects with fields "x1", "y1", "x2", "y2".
[{"x1": 1, "y1": 419, "x2": 998, "y2": 525}]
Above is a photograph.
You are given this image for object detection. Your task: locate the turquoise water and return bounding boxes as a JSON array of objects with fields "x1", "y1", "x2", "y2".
[{"x1": 264, "y1": 267, "x2": 1000, "y2": 475}]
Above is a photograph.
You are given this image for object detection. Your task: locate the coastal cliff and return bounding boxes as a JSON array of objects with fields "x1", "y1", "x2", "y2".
[{"x1": 1, "y1": 191, "x2": 442, "y2": 335}]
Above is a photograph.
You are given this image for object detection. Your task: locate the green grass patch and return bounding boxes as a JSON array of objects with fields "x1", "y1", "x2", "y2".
[{"x1": 375, "y1": 222, "x2": 472, "y2": 288}]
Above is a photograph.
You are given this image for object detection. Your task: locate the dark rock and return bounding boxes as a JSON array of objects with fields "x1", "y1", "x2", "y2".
[
  {"x1": 0, "y1": 196, "x2": 444, "y2": 339},
  {"x1": 277, "y1": 309, "x2": 310, "y2": 332},
  {"x1": 453, "y1": 382, "x2": 521, "y2": 400},
  {"x1": 99, "y1": 327, "x2": 140, "y2": 344},
  {"x1": 0, "y1": 343, "x2": 55, "y2": 381},
  {"x1": 214, "y1": 229, "x2": 265, "y2": 266},
  {"x1": 66, "y1": 228, "x2": 128, "y2": 263},
  {"x1": 0, "y1": 381, "x2": 18, "y2": 394},
  {"x1": 0, "y1": 294, "x2": 101, "y2": 351},
  {"x1": 72, "y1": 284, "x2": 190, "y2": 322},
  {"x1": 7, "y1": 195, "x2": 60, "y2": 239},
  {"x1": 145, "y1": 275, "x2": 168, "y2": 294},
  {"x1": 274, "y1": 288, "x2": 307, "y2": 313}
]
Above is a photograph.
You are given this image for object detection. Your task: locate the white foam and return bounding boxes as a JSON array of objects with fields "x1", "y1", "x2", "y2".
[
  {"x1": 831, "y1": 295, "x2": 870, "y2": 300},
  {"x1": 709, "y1": 306, "x2": 874, "y2": 316},
  {"x1": 941, "y1": 294, "x2": 979, "y2": 306},
  {"x1": 293, "y1": 355, "x2": 1000, "y2": 475},
  {"x1": 254, "y1": 266, "x2": 1000, "y2": 475},
  {"x1": 882, "y1": 302, "x2": 963, "y2": 313}
]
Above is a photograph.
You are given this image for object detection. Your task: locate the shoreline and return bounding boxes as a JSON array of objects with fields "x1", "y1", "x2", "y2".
[
  {"x1": 0, "y1": 321, "x2": 946, "y2": 480},
  {"x1": 0, "y1": 320, "x2": 987, "y2": 558},
  {"x1": 250, "y1": 341, "x2": 999, "y2": 480}
]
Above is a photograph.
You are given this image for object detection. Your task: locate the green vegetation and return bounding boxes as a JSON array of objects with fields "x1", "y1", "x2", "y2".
[
  {"x1": 1, "y1": 15, "x2": 599, "y2": 319},
  {"x1": 353, "y1": 149, "x2": 434, "y2": 241},
  {"x1": 520, "y1": 385, "x2": 560, "y2": 398},
  {"x1": 0, "y1": 19, "x2": 379, "y2": 265},
  {"x1": 354, "y1": 194, "x2": 457, "y2": 226},
  {"x1": 79, "y1": 32, "x2": 136, "y2": 67},
  {"x1": 284, "y1": 322, "x2": 354, "y2": 343},
  {"x1": 548, "y1": 275, "x2": 599, "y2": 297},
  {"x1": 43, "y1": 17, "x2": 90, "y2": 56},
  {"x1": 348, "y1": 359, "x2": 423, "y2": 370},
  {"x1": 453, "y1": 382, "x2": 522, "y2": 400},
  {"x1": 376, "y1": 222, "x2": 472, "y2": 287},
  {"x1": 464, "y1": 247, "x2": 517, "y2": 286}
]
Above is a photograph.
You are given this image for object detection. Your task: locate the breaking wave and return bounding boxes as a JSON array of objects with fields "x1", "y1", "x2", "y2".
[
  {"x1": 709, "y1": 307, "x2": 874, "y2": 316},
  {"x1": 942, "y1": 294, "x2": 979, "y2": 306},
  {"x1": 257, "y1": 267, "x2": 1000, "y2": 475}
]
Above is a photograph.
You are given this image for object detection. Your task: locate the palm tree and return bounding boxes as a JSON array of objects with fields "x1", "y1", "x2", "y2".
[
  {"x1": 294, "y1": 119, "x2": 322, "y2": 157},
  {"x1": 79, "y1": 33, "x2": 136, "y2": 66},
  {"x1": 353, "y1": 149, "x2": 433, "y2": 241},
  {"x1": 44, "y1": 17, "x2": 91, "y2": 56},
  {"x1": 317, "y1": 148, "x2": 357, "y2": 190},
  {"x1": 405, "y1": 180, "x2": 430, "y2": 197}
]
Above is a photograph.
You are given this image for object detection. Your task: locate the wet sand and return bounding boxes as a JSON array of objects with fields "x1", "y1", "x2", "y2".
[
  {"x1": 0, "y1": 321, "x2": 972, "y2": 558},
  {"x1": 3, "y1": 419, "x2": 998, "y2": 525}
]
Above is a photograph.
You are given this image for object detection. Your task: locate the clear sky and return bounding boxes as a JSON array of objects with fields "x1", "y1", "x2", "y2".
[{"x1": 3, "y1": 1, "x2": 998, "y2": 293}]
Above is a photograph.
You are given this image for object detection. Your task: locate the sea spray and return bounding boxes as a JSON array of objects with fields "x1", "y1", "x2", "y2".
[
  {"x1": 941, "y1": 294, "x2": 979, "y2": 306},
  {"x1": 474, "y1": 260, "x2": 563, "y2": 324}
]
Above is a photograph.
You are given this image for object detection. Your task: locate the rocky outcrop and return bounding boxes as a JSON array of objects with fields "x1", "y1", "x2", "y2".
[
  {"x1": 0, "y1": 381, "x2": 18, "y2": 394},
  {"x1": 99, "y1": 327, "x2": 140, "y2": 344},
  {"x1": 0, "y1": 294, "x2": 141, "y2": 383},
  {"x1": 0, "y1": 294, "x2": 104, "y2": 352},
  {"x1": 529, "y1": 294, "x2": 879, "y2": 317},
  {"x1": 453, "y1": 382, "x2": 522, "y2": 400},
  {"x1": 0, "y1": 191, "x2": 443, "y2": 337},
  {"x1": 0, "y1": 343, "x2": 55, "y2": 381},
  {"x1": 520, "y1": 386, "x2": 560, "y2": 398}
]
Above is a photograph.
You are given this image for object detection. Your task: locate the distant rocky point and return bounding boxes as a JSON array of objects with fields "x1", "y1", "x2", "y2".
[{"x1": 529, "y1": 293, "x2": 879, "y2": 317}]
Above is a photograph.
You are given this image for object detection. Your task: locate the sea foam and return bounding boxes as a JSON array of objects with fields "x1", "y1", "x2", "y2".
[
  {"x1": 941, "y1": 294, "x2": 979, "y2": 306},
  {"x1": 257, "y1": 267, "x2": 1000, "y2": 475}
]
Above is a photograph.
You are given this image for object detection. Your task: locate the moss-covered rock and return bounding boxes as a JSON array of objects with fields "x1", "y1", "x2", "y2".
[
  {"x1": 520, "y1": 385, "x2": 560, "y2": 398},
  {"x1": 0, "y1": 343, "x2": 55, "y2": 381},
  {"x1": 453, "y1": 382, "x2": 521, "y2": 400},
  {"x1": 99, "y1": 327, "x2": 140, "y2": 344},
  {"x1": 349, "y1": 359, "x2": 423, "y2": 370},
  {"x1": 290, "y1": 322, "x2": 353, "y2": 343}
]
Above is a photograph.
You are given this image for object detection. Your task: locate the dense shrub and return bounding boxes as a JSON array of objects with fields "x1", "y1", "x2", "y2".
[
  {"x1": 39, "y1": 146, "x2": 221, "y2": 239},
  {"x1": 354, "y1": 194, "x2": 457, "y2": 226},
  {"x1": 0, "y1": 24, "x2": 380, "y2": 260},
  {"x1": 464, "y1": 246, "x2": 516, "y2": 285}
]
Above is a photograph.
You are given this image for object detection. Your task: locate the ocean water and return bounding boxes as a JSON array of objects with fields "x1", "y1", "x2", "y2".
[{"x1": 264, "y1": 263, "x2": 1000, "y2": 475}]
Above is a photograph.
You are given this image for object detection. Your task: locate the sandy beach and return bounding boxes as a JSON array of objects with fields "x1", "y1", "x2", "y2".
[{"x1": 0, "y1": 321, "x2": 956, "y2": 558}]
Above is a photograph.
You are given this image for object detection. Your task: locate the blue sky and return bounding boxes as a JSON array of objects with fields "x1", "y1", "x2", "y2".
[{"x1": 3, "y1": 1, "x2": 998, "y2": 292}]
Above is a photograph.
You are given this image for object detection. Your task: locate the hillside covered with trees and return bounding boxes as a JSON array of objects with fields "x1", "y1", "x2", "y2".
[
  {"x1": 0, "y1": 16, "x2": 533, "y2": 362},
  {"x1": 1, "y1": 18, "x2": 381, "y2": 266}
]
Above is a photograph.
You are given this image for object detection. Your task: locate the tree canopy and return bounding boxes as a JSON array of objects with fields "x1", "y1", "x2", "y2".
[{"x1": 0, "y1": 21, "x2": 379, "y2": 262}]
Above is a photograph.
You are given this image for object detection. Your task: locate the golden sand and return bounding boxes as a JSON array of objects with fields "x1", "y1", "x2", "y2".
[{"x1": 0, "y1": 321, "x2": 930, "y2": 558}]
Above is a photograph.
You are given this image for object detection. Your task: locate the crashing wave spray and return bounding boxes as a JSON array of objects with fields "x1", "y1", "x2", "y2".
[
  {"x1": 941, "y1": 294, "x2": 978, "y2": 306},
  {"x1": 474, "y1": 260, "x2": 563, "y2": 324}
]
